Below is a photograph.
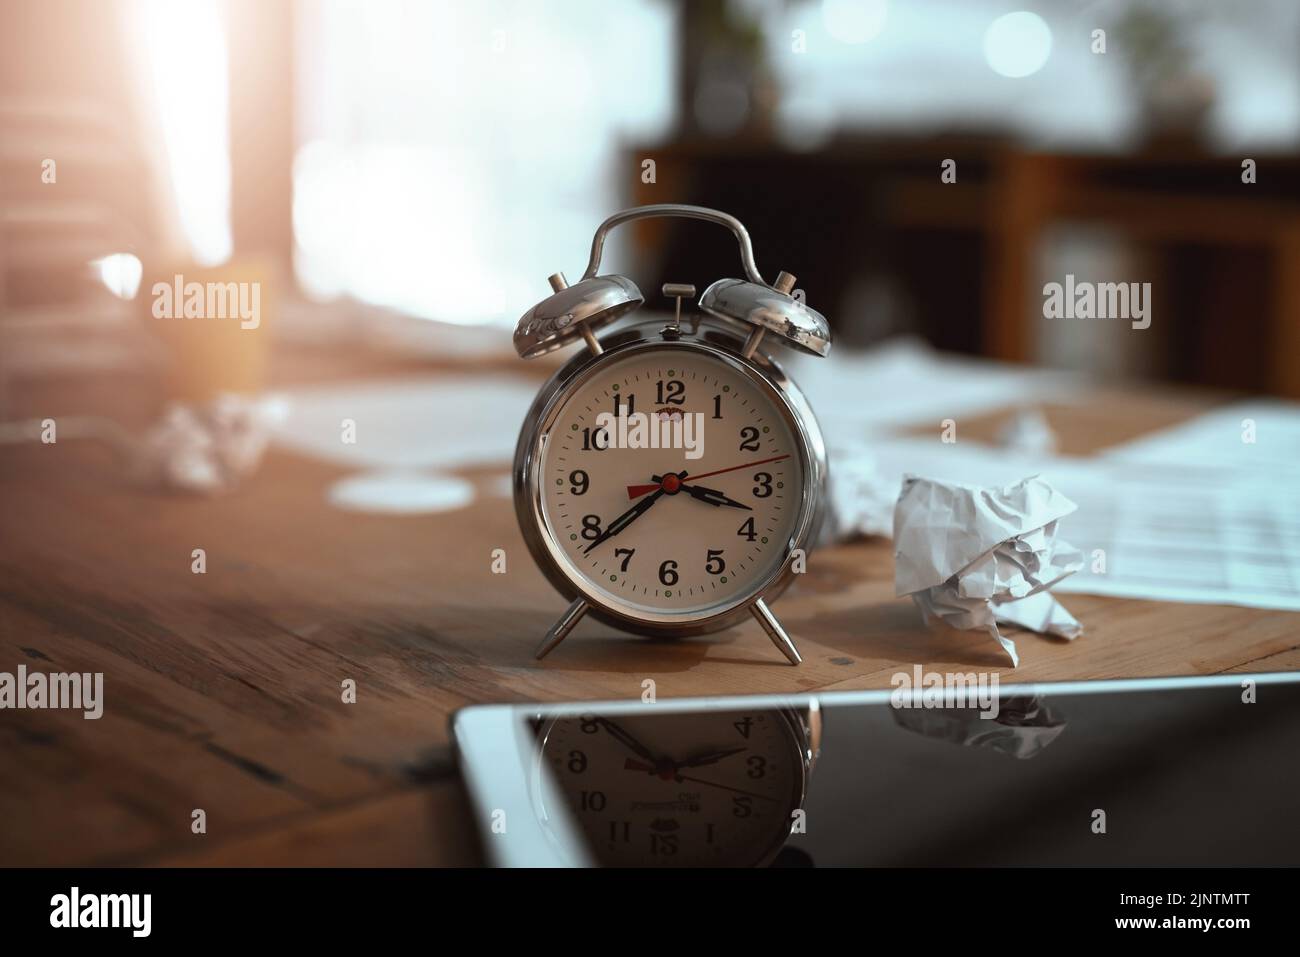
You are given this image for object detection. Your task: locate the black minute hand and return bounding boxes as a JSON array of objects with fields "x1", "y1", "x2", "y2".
[{"x1": 582, "y1": 487, "x2": 666, "y2": 553}]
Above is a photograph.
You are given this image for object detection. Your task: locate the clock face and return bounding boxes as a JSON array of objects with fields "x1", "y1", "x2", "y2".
[
  {"x1": 535, "y1": 344, "x2": 805, "y2": 621},
  {"x1": 537, "y1": 709, "x2": 805, "y2": 867}
]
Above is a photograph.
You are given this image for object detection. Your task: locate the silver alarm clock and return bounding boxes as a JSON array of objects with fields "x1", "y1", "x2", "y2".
[{"x1": 512, "y1": 205, "x2": 831, "y2": 664}]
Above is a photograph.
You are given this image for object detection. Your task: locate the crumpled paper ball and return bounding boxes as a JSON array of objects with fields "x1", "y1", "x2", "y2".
[
  {"x1": 893, "y1": 473, "x2": 1084, "y2": 666},
  {"x1": 137, "y1": 393, "x2": 287, "y2": 494}
]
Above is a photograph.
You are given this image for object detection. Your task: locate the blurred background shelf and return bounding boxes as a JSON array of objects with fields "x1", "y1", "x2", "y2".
[{"x1": 627, "y1": 138, "x2": 1300, "y2": 395}]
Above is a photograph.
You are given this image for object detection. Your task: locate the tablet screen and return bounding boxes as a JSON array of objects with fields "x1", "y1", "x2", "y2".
[{"x1": 513, "y1": 677, "x2": 1300, "y2": 866}]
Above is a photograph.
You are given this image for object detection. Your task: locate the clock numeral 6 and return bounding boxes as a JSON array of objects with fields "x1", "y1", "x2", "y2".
[
  {"x1": 705, "y1": 548, "x2": 726, "y2": 575},
  {"x1": 581, "y1": 514, "x2": 602, "y2": 540},
  {"x1": 753, "y1": 472, "x2": 773, "y2": 497},
  {"x1": 568, "y1": 469, "x2": 589, "y2": 495},
  {"x1": 658, "y1": 559, "x2": 679, "y2": 586},
  {"x1": 739, "y1": 426, "x2": 760, "y2": 452}
]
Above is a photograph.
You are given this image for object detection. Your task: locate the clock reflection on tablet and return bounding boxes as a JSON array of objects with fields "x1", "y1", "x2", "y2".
[{"x1": 532, "y1": 705, "x2": 820, "y2": 867}]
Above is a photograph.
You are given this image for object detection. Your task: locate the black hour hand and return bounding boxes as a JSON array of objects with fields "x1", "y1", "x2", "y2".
[
  {"x1": 654, "y1": 475, "x2": 751, "y2": 511},
  {"x1": 685, "y1": 483, "x2": 752, "y2": 511}
]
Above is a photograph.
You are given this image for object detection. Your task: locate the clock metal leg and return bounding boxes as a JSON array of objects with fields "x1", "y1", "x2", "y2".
[
  {"x1": 536, "y1": 598, "x2": 589, "y2": 660},
  {"x1": 751, "y1": 598, "x2": 802, "y2": 665}
]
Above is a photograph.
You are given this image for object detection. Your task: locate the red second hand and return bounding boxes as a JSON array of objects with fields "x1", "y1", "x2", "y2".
[{"x1": 626, "y1": 454, "x2": 791, "y2": 499}]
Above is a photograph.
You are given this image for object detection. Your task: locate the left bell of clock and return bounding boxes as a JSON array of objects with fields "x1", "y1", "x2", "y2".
[{"x1": 513, "y1": 271, "x2": 643, "y2": 360}]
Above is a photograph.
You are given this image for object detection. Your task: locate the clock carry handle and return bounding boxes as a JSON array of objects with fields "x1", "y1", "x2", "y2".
[{"x1": 582, "y1": 204, "x2": 771, "y2": 287}]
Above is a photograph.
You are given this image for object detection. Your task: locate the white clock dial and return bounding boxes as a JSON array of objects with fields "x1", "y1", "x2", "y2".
[
  {"x1": 538, "y1": 710, "x2": 804, "y2": 867},
  {"x1": 537, "y1": 346, "x2": 803, "y2": 618}
]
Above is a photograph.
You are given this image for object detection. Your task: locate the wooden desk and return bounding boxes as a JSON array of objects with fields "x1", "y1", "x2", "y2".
[{"x1": 2, "y1": 377, "x2": 1297, "y2": 866}]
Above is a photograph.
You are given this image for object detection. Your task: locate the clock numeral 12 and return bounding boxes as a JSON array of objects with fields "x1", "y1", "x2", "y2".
[
  {"x1": 656, "y1": 379, "x2": 685, "y2": 405},
  {"x1": 650, "y1": 833, "x2": 678, "y2": 856}
]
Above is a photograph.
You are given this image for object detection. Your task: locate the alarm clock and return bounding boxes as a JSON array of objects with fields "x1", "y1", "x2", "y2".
[
  {"x1": 512, "y1": 204, "x2": 831, "y2": 663},
  {"x1": 533, "y1": 703, "x2": 821, "y2": 866}
]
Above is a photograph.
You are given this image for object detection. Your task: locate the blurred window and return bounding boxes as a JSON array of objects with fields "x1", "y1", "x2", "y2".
[
  {"x1": 292, "y1": 0, "x2": 675, "y2": 326},
  {"x1": 763, "y1": 0, "x2": 1300, "y2": 152}
]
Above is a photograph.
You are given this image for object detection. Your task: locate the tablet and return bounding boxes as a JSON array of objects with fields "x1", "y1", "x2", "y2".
[{"x1": 451, "y1": 673, "x2": 1300, "y2": 867}]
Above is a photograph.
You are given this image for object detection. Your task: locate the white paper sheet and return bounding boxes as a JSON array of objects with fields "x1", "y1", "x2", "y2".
[
  {"x1": 786, "y1": 338, "x2": 1082, "y2": 440},
  {"x1": 1058, "y1": 401, "x2": 1300, "y2": 609}
]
